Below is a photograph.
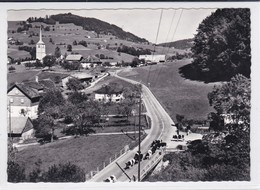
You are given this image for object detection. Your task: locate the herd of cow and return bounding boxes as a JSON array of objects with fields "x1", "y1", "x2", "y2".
[
  {"x1": 104, "y1": 140, "x2": 167, "y2": 182},
  {"x1": 124, "y1": 140, "x2": 167, "y2": 170}
]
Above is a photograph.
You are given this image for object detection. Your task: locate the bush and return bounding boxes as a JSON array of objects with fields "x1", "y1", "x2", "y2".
[
  {"x1": 42, "y1": 162, "x2": 85, "y2": 182},
  {"x1": 7, "y1": 161, "x2": 26, "y2": 182}
]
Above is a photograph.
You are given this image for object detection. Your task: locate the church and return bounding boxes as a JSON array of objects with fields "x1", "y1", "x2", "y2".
[{"x1": 36, "y1": 27, "x2": 46, "y2": 61}]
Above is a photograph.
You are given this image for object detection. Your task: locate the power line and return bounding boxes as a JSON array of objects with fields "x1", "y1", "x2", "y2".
[
  {"x1": 153, "y1": 9, "x2": 184, "y2": 88},
  {"x1": 151, "y1": 10, "x2": 177, "y2": 85},
  {"x1": 146, "y1": 9, "x2": 163, "y2": 86}
]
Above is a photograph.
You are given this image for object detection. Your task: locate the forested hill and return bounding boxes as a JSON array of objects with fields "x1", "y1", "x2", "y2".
[
  {"x1": 158, "y1": 38, "x2": 193, "y2": 49},
  {"x1": 27, "y1": 13, "x2": 148, "y2": 43}
]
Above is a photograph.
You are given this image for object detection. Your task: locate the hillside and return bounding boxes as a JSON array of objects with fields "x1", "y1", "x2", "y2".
[
  {"x1": 28, "y1": 13, "x2": 148, "y2": 43},
  {"x1": 159, "y1": 38, "x2": 194, "y2": 50}
]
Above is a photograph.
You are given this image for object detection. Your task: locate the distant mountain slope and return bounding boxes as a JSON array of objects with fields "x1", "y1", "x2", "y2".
[
  {"x1": 35, "y1": 13, "x2": 148, "y2": 43},
  {"x1": 159, "y1": 38, "x2": 194, "y2": 49}
]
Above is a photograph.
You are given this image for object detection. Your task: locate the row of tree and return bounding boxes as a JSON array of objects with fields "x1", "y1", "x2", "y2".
[{"x1": 117, "y1": 45, "x2": 152, "y2": 56}]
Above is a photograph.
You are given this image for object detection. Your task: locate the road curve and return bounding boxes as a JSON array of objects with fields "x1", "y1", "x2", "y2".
[{"x1": 89, "y1": 70, "x2": 176, "y2": 182}]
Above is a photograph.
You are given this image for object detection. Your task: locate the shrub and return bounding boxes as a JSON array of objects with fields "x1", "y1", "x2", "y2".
[
  {"x1": 7, "y1": 161, "x2": 26, "y2": 182},
  {"x1": 42, "y1": 162, "x2": 85, "y2": 182}
]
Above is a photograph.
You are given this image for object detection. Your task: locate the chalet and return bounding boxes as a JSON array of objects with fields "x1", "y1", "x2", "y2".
[
  {"x1": 7, "y1": 78, "x2": 55, "y2": 118},
  {"x1": 139, "y1": 54, "x2": 166, "y2": 63},
  {"x1": 7, "y1": 117, "x2": 34, "y2": 140},
  {"x1": 94, "y1": 85, "x2": 124, "y2": 103}
]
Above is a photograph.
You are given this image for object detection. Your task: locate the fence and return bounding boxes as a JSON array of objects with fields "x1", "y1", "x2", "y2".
[
  {"x1": 140, "y1": 148, "x2": 166, "y2": 180},
  {"x1": 86, "y1": 144, "x2": 130, "y2": 180}
]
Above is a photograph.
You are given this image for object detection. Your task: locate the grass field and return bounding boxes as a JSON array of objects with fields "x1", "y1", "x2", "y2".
[
  {"x1": 16, "y1": 135, "x2": 134, "y2": 176},
  {"x1": 118, "y1": 59, "x2": 220, "y2": 121}
]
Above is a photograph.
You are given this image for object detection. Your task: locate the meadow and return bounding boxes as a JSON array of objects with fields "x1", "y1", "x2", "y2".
[
  {"x1": 16, "y1": 135, "x2": 134, "y2": 176},
  {"x1": 118, "y1": 59, "x2": 220, "y2": 121}
]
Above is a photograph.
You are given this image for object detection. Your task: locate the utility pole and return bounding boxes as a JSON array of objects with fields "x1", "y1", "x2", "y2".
[
  {"x1": 138, "y1": 85, "x2": 142, "y2": 182},
  {"x1": 8, "y1": 101, "x2": 13, "y2": 147}
]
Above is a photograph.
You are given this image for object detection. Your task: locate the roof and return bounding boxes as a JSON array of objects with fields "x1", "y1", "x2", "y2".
[
  {"x1": 8, "y1": 79, "x2": 56, "y2": 100},
  {"x1": 36, "y1": 72, "x2": 69, "y2": 83},
  {"x1": 7, "y1": 117, "x2": 33, "y2": 134},
  {"x1": 66, "y1": 54, "x2": 83, "y2": 61},
  {"x1": 94, "y1": 85, "x2": 124, "y2": 95},
  {"x1": 11, "y1": 83, "x2": 41, "y2": 99},
  {"x1": 71, "y1": 73, "x2": 93, "y2": 79}
]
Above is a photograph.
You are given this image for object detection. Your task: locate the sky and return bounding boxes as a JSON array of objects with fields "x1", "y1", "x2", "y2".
[{"x1": 8, "y1": 8, "x2": 216, "y2": 44}]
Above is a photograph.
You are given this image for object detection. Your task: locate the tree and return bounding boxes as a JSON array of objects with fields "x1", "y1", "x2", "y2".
[
  {"x1": 7, "y1": 161, "x2": 26, "y2": 182},
  {"x1": 208, "y1": 74, "x2": 250, "y2": 129},
  {"x1": 67, "y1": 44, "x2": 72, "y2": 52},
  {"x1": 8, "y1": 66, "x2": 16, "y2": 72},
  {"x1": 73, "y1": 40, "x2": 77, "y2": 45},
  {"x1": 191, "y1": 8, "x2": 250, "y2": 81},
  {"x1": 66, "y1": 100, "x2": 101, "y2": 135},
  {"x1": 42, "y1": 162, "x2": 85, "y2": 182},
  {"x1": 35, "y1": 59, "x2": 43, "y2": 68},
  {"x1": 29, "y1": 39, "x2": 35, "y2": 45},
  {"x1": 130, "y1": 57, "x2": 139, "y2": 67},
  {"x1": 43, "y1": 55, "x2": 56, "y2": 69},
  {"x1": 54, "y1": 46, "x2": 61, "y2": 58},
  {"x1": 38, "y1": 89, "x2": 65, "y2": 114},
  {"x1": 66, "y1": 78, "x2": 84, "y2": 91},
  {"x1": 34, "y1": 106, "x2": 60, "y2": 142},
  {"x1": 67, "y1": 91, "x2": 88, "y2": 105}
]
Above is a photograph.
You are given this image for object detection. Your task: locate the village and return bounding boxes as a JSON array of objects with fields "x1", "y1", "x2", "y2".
[{"x1": 6, "y1": 9, "x2": 251, "y2": 183}]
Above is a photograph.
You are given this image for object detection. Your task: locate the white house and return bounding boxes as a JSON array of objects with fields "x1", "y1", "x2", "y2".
[
  {"x1": 94, "y1": 85, "x2": 124, "y2": 103},
  {"x1": 7, "y1": 79, "x2": 56, "y2": 119},
  {"x1": 139, "y1": 54, "x2": 166, "y2": 63}
]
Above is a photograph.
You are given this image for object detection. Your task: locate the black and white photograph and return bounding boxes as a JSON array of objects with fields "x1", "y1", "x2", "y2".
[{"x1": 2, "y1": 2, "x2": 260, "y2": 188}]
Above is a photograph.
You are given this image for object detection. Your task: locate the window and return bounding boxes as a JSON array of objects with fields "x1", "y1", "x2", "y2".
[
  {"x1": 9, "y1": 98, "x2": 13, "y2": 103},
  {"x1": 21, "y1": 99, "x2": 24, "y2": 104}
]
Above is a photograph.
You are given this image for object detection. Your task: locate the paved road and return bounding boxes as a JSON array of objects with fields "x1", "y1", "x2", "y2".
[{"x1": 90, "y1": 70, "x2": 177, "y2": 182}]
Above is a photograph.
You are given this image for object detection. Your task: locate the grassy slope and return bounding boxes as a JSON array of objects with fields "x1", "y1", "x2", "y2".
[
  {"x1": 119, "y1": 59, "x2": 220, "y2": 121},
  {"x1": 8, "y1": 21, "x2": 184, "y2": 61},
  {"x1": 16, "y1": 135, "x2": 133, "y2": 175}
]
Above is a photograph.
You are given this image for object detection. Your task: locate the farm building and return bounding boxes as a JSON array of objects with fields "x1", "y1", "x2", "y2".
[
  {"x1": 62, "y1": 73, "x2": 94, "y2": 88},
  {"x1": 94, "y1": 84, "x2": 124, "y2": 103},
  {"x1": 139, "y1": 54, "x2": 166, "y2": 63},
  {"x1": 65, "y1": 54, "x2": 83, "y2": 62},
  {"x1": 7, "y1": 117, "x2": 34, "y2": 140},
  {"x1": 7, "y1": 78, "x2": 56, "y2": 118}
]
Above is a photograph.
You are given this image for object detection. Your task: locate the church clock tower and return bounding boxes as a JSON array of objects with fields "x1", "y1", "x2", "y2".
[{"x1": 36, "y1": 27, "x2": 46, "y2": 61}]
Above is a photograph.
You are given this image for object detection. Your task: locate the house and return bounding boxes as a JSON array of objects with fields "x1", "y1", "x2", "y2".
[
  {"x1": 62, "y1": 73, "x2": 94, "y2": 88},
  {"x1": 65, "y1": 54, "x2": 83, "y2": 62},
  {"x1": 221, "y1": 113, "x2": 244, "y2": 125},
  {"x1": 36, "y1": 72, "x2": 69, "y2": 88},
  {"x1": 94, "y1": 84, "x2": 124, "y2": 103},
  {"x1": 139, "y1": 54, "x2": 166, "y2": 63},
  {"x1": 7, "y1": 117, "x2": 34, "y2": 140},
  {"x1": 7, "y1": 78, "x2": 56, "y2": 118}
]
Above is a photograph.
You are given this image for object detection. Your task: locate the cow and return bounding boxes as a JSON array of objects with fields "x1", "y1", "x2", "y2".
[
  {"x1": 144, "y1": 150, "x2": 152, "y2": 160},
  {"x1": 125, "y1": 159, "x2": 135, "y2": 169},
  {"x1": 134, "y1": 152, "x2": 143, "y2": 163},
  {"x1": 104, "y1": 175, "x2": 117, "y2": 183}
]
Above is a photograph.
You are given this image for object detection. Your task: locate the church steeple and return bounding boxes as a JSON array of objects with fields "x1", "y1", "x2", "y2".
[
  {"x1": 37, "y1": 26, "x2": 44, "y2": 44},
  {"x1": 36, "y1": 26, "x2": 46, "y2": 61}
]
